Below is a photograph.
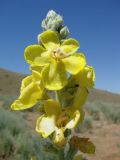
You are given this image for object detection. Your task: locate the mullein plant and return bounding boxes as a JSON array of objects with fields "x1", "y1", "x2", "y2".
[{"x1": 11, "y1": 10, "x2": 95, "y2": 160}]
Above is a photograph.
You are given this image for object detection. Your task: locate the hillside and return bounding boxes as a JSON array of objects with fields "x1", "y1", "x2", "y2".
[
  {"x1": 0, "y1": 68, "x2": 26, "y2": 96},
  {"x1": 0, "y1": 67, "x2": 120, "y2": 160},
  {"x1": 0, "y1": 68, "x2": 120, "y2": 104},
  {"x1": 88, "y1": 88, "x2": 120, "y2": 104}
]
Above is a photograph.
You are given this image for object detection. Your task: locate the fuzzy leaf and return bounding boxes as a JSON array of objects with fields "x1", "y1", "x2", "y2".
[{"x1": 70, "y1": 136, "x2": 95, "y2": 154}]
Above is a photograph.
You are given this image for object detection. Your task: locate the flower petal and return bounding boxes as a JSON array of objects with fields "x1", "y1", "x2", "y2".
[
  {"x1": 42, "y1": 61, "x2": 67, "y2": 90},
  {"x1": 73, "y1": 87, "x2": 88, "y2": 110},
  {"x1": 43, "y1": 99, "x2": 61, "y2": 116},
  {"x1": 53, "y1": 127, "x2": 66, "y2": 147},
  {"x1": 36, "y1": 115, "x2": 55, "y2": 138},
  {"x1": 60, "y1": 38, "x2": 80, "y2": 55},
  {"x1": 74, "y1": 66, "x2": 95, "y2": 88},
  {"x1": 62, "y1": 53, "x2": 86, "y2": 75},
  {"x1": 38, "y1": 30, "x2": 60, "y2": 50},
  {"x1": 11, "y1": 76, "x2": 43, "y2": 110},
  {"x1": 30, "y1": 65, "x2": 42, "y2": 73},
  {"x1": 65, "y1": 110, "x2": 80, "y2": 129},
  {"x1": 20, "y1": 75, "x2": 33, "y2": 91},
  {"x1": 24, "y1": 45, "x2": 48, "y2": 65}
]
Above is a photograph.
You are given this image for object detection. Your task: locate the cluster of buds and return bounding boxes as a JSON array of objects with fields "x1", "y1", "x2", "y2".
[
  {"x1": 11, "y1": 10, "x2": 95, "y2": 160},
  {"x1": 41, "y1": 10, "x2": 69, "y2": 39}
]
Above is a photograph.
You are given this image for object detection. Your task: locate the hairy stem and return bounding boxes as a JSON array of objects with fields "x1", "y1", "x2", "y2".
[{"x1": 59, "y1": 148, "x2": 65, "y2": 160}]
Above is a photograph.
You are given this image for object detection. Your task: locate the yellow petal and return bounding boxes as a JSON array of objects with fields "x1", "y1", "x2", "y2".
[
  {"x1": 20, "y1": 75, "x2": 33, "y2": 91},
  {"x1": 60, "y1": 38, "x2": 80, "y2": 55},
  {"x1": 32, "y1": 51, "x2": 52, "y2": 67},
  {"x1": 24, "y1": 45, "x2": 47, "y2": 65},
  {"x1": 38, "y1": 30, "x2": 60, "y2": 50},
  {"x1": 73, "y1": 87, "x2": 88, "y2": 110},
  {"x1": 74, "y1": 66, "x2": 95, "y2": 88},
  {"x1": 62, "y1": 53, "x2": 86, "y2": 75},
  {"x1": 11, "y1": 76, "x2": 43, "y2": 110},
  {"x1": 65, "y1": 110, "x2": 80, "y2": 129},
  {"x1": 30, "y1": 65, "x2": 42, "y2": 73},
  {"x1": 42, "y1": 61, "x2": 67, "y2": 90},
  {"x1": 53, "y1": 127, "x2": 66, "y2": 147},
  {"x1": 43, "y1": 99, "x2": 61, "y2": 116},
  {"x1": 32, "y1": 70, "x2": 41, "y2": 82},
  {"x1": 36, "y1": 115, "x2": 55, "y2": 138},
  {"x1": 19, "y1": 83, "x2": 42, "y2": 105},
  {"x1": 30, "y1": 66, "x2": 44, "y2": 83}
]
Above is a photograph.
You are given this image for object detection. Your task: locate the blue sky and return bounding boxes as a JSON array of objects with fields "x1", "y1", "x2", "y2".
[{"x1": 0, "y1": 0, "x2": 120, "y2": 93}]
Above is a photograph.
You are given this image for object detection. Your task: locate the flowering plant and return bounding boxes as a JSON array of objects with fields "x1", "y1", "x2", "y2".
[{"x1": 11, "y1": 10, "x2": 95, "y2": 160}]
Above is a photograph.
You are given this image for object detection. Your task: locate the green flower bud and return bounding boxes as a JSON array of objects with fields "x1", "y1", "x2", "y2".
[
  {"x1": 41, "y1": 10, "x2": 70, "y2": 40},
  {"x1": 60, "y1": 26, "x2": 69, "y2": 39},
  {"x1": 41, "y1": 10, "x2": 63, "y2": 31},
  {"x1": 47, "y1": 10, "x2": 56, "y2": 19}
]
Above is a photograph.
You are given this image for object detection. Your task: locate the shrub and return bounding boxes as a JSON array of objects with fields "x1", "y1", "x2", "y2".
[
  {"x1": 76, "y1": 116, "x2": 93, "y2": 133},
  {"x1": 0, "y1": 107, "x2": 59, "y2": 160},
  {"x1": 85, "y1": 101, "x2": 120, "y2": 124},
  {"x1": 0, "y1": 95, "x2": 17, "y2": 110},
  {"x1": 85, "y1": 102, "x2": 101, "y2": 120},
  {"x1": 99, "y1": 102, "x2": 120, "y2": 123}
]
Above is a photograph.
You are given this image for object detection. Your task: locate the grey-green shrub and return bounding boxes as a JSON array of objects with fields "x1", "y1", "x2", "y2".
[
  {"x1": 98, "y1": 102, "x2": 120, "y2": 123},
  {"x1": 0, "y1": 95, "x2": 17, "y2": 110},
  {"x1": 0, "y1": 107, "x2": 59, "y2": 160},
  {"x1": 85, "y1": 102, "x2": 101, "y2": 120},
  {"x1": 76, "y1": 116, "x2": 93, "y2": 133},
  {"x1": 86, "y1": 101, "x2": 120, "y2": 124}
]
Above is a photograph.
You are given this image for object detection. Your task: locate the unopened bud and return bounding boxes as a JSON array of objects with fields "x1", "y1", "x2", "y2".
[{"x1": 60, "y1": 26, "x2": 69, "y2": 39}]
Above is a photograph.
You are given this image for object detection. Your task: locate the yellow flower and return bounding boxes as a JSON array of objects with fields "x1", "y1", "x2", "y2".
[
  {"x1": 74, "y1": 66, "x2": 95, "y2": 88},
  {"x1": 36, "y1": 99, "x2": 80, "y2": 147},
  {"x1": 11, "y1": 69, "x2": 44, "y2": 110},
  {"x1": 24, "y1": 30, "x2": 86, "y2": 90},
  {"x1": 73, "y1": 66, "x2": 95, "y2": 110}
]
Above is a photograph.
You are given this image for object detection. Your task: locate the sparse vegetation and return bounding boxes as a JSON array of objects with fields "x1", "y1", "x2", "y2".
[
  {"x1": 75, "y1": 101, "x2": 120, "y2": 134},
  {"x1": 86, "y1": 101, "x2": 120, "y2": 124},
  {"x1": 0, "y1": 68, "x2": 120, "y2": 159},
  {"x1": 76, "y1": 116, "x2": 93, "y2": 133},
  {"x1": 1, "y1": 94, "x2": 120, "y2": 159},
  {"x1": 0, "y1": 95, "x2": 17, "y2": 110},
  {"x1": 0, "y1": 107, "x2": 60, "y2": 160}
]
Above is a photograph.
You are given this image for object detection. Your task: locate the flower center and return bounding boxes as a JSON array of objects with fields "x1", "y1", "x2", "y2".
[{"x1": 51, "y1": 48, "x2": 69, "y2": 60}]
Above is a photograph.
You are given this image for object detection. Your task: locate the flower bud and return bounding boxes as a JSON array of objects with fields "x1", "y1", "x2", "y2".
[{"x1": 60, "y1": 26, "x2": 69, "y2": 39}]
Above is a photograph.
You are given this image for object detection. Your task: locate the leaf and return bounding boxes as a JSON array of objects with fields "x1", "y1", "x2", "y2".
[
  {"x1": 70, "y1": 136, "x2": 95, "y2": 154},
  {"x1": 57, "y1": 76, "x2": 79, "y2": 107}
]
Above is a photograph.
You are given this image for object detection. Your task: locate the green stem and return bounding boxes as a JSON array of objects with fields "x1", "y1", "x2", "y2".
[
  {"x1": 58, "y1": 148, "x2": 65, "y2": 160},
  {"x1": 65, "y1": 145, "x2": 77, "y2": 160}
]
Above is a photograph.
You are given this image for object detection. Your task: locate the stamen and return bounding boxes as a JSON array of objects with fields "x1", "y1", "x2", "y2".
[{"x1": 51, "y1": 48, "x2": 70, "y2": 60}]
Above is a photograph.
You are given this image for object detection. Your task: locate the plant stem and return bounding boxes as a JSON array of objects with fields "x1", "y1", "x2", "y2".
[{"x1": 58, "y1": 148, "x2": 65, "y2": 160}]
